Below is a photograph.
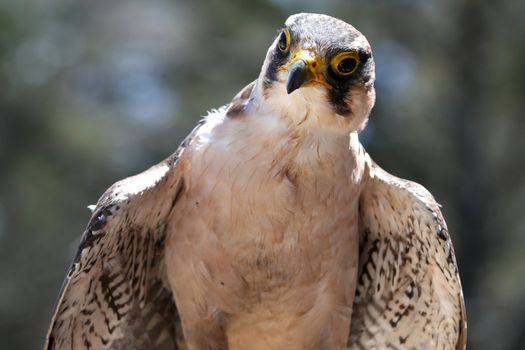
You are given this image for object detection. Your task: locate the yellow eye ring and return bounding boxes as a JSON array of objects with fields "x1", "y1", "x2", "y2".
[
  {"x1": 331, "y1": 52, "x2": 360, "y2": 76},
  {"x1": 277, "y1": 28, "x2": 291, "y2": 53}
]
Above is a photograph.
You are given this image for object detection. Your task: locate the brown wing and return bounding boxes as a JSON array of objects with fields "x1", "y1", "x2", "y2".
[
  {"x1": 348, "y1": 158, "x2": 467, "y2": 350},
  {"x1": 44, "y1": 122, "x2": 204, "y2": 350}
]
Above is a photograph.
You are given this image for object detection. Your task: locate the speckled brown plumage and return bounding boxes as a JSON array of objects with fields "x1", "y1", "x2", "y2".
[
  {"x1": 348, "y1": 158, "x2": 467, "y2": 349},
  {"x1": 44, "y1": 132, "x2": 199, "y2": 350}
]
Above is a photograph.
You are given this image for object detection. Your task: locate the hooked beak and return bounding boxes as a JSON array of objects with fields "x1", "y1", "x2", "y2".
[
  {"x1": 284, "y1": 50, "x2": 326, "y2": 94},
  {"x1": 286, "y1": 60, "x2": 314, "y2": 94}
]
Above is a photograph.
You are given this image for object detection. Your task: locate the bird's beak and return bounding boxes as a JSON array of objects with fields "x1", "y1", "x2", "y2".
[{"x1": 284, "y1": 50, "x2": 327, "y2": 94}]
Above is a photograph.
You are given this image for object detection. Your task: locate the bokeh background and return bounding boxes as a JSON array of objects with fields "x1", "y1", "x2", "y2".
[{"x1": 1, "y1": 0, "x2": 524, "y2": 349}]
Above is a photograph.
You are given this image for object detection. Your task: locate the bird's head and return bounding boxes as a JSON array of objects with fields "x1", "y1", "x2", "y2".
[{"x1": 257, "y1": 13, "x2": 376, "y2": 132}]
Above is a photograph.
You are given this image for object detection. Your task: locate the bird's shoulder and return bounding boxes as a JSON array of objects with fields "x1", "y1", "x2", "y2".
[{"x1": 225, "y1": 80, "x2": 257, "y2": 118}]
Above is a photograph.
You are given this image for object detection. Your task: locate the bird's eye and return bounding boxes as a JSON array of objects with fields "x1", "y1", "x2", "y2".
[
  {"x1": 331, "y1": 52, "x2": 360, "y2": 76},
  {"x1": 277, "y1": 28, "x2": 291, "y2": 53}
]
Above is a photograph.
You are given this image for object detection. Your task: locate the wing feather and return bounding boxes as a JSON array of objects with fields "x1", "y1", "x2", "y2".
[
  {"x1": 348, "y1": 158, "x2": 467, "y2": 350},
  {"x1": 44, "y1": 121, "x2": 204, "y2": 350}
]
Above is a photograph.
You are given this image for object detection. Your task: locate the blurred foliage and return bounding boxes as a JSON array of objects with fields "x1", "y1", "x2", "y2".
[{"x1": 0, "y1": 0, "x2": 524, "y2": 349}]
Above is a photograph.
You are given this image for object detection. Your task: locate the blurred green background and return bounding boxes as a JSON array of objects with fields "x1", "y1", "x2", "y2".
[{"x1": 1, "y1": 0, "x2": 524, "y2": 349}]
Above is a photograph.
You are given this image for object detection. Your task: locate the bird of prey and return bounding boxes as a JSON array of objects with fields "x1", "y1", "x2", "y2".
[{"x1": 44, "y1": 13, "x2": 466, "y2": 350}]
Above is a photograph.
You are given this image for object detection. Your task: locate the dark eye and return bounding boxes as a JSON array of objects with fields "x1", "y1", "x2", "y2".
[
  {"x1": 277, "y1": 28, "x2": 291, "y2": 53},
  {"x1": 331, "y1": 52, "x2": 360, "y2": 76},
  {"x1": 338, "y1": 58, "x2": 357, "y2": 74}
]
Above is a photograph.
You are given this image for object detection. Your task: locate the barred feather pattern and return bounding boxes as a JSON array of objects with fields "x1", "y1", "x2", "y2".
[
  {"x1": 43, "y1": 121, "x2": 206, "y2": 350},
  {"x1": 347, "y1": 160, "x2": 467, "y2": 350}
]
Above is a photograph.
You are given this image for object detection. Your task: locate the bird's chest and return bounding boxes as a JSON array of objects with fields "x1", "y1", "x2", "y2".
[{"x1": 165, "y1": 117, "x2": 363, "y2": 332}]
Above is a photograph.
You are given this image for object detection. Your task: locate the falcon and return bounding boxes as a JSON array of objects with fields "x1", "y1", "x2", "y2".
[{"x1": 44, "y1": 13, "x2": 466, "y2": 350}]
